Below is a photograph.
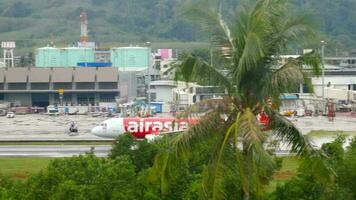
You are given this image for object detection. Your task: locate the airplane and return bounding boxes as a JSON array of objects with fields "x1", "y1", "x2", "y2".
[
  {"x1": 91, "y1": 112, "x2": 270, "y2": 139},
  {"x1": 91, "y1": 117, "x2": 198, "y2": 139}
]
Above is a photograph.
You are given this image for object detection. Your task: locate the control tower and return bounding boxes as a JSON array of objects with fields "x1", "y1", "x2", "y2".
[{"x1": 1, "y1": 41, "x2": 15, "y2": 68}]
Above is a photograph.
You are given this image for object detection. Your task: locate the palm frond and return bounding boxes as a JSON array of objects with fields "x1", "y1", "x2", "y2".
[
  {"x1": 200, "y1": 163, "x2": 226, "y2": 200},
  {"x1": 175, "y1": 54, "x2": 233, "y2": 91},
  {"x1": 277, "y1": 11, "x2": 317, "y2": 46},
  {"x1": 171, "y1": 110, "x2": 228, "y2": 160},
  {"x1": 239, "y1": 108, "x2": 275, "y2": 169},
  {"x1": 149, "y1": 111, "x2": 229, "y2": 196},
  {"x1": 270, "y1": 60, "x2": 304, "y2": 95},
  {"x1": 149, "y1": 151, "x2": 172, "y2": 195},
  {"x1": 266, "y1": 108, "x2": 311, "y2": 154},
  {"x1": 179, "y1": 0, "x2": 234, "y2": 52},
  {"x1": 266, "y1": 108, "x2": 334, "y2": 176},
  {"x1": 235, "y1": 109, "x2": 276, "y2": 197},
  {"x1": 209, "y1": 113, "x2": 241, "y2": 199},
  {"x1": 296, "y1": 50, "x2": 322, "y2": 76},
  {"x1": 232, "y1": 2, "x2": 272, "y2": 84},
  {"x1": 266, "y1": 50, "x2": 321, "y2": 103},
  {"x1": 177, "y1": 97, "x2": 233, "y2": 119}
]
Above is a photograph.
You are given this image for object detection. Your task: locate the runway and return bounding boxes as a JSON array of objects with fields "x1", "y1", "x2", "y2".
[
  {"x1": 0, "y1": 145, "x2": 112, "y2": 157},
  {"x1": 1, "y1": 115, "x2": 356, "y2": 157}
]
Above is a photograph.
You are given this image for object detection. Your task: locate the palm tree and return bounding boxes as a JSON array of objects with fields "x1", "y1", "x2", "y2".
[{"x1": 150, "y1": 0, "x2": 332, "y2": 199}]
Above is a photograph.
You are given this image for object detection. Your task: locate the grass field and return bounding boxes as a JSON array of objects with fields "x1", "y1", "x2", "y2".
[
  {"x1": 0, "y1": 158, "x2": 54, "y2": 179},
  {"x1": 0, "y1": 141, "x2": 114, "y2": 146},
  {"x1": 267, "y1": 157, "x2": 300, "y2": 192},
  {"x1": 307, "y1": 130, "x2": 356, "y2": 137}
]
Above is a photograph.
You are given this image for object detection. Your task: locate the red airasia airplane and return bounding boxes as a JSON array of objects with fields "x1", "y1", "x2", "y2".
[
  {"x1": 91, "y1": 117, "x2": 199, "y2": 139},
  {"x1": 91, "y1": 114, "x2": 269, "y2": 139}
]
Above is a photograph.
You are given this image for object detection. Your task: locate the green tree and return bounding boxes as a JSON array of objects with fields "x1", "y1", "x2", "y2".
[
  {"x1": 274, "y1": 136, "x2": 355, "y2": 200},
  {"x1": 110, "y1": 134, "x2": 159, "y2": 171},
  {"x1": 20, "y1": 154, "x2": 138, "y2": 200},
  {"x1": 151, "y1": 0, "x2": 331, "y2": 199}
]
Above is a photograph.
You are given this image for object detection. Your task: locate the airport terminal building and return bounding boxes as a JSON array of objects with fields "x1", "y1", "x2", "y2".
[{"x1": 0, "y1": 67, "x2": 142, "y2": 107}]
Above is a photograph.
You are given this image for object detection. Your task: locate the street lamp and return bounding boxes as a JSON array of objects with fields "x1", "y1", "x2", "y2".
[
  {"x1": 146, "y1": 42, "x2": 151, "y2": 116},
  {"x1": 321, "y1": 40, "x2": 326, "y2": 113}
]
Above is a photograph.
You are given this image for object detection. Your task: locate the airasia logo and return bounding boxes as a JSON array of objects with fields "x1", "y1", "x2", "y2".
[{"x1": 123, "y1": 118, "x2": 195, "y2": 133}]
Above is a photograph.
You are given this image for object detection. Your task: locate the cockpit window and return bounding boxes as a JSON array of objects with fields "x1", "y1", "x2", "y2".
[{"x1": 100, "y1": 123, "x2": 107, "y2": 127}]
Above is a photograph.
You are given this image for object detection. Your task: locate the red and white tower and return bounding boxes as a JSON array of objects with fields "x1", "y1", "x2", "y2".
[{"x1": 80, "y1": 11, "x2": 88, "y2": 44}]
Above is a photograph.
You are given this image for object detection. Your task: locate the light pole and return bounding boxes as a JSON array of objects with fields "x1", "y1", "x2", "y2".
[
  {"x1": 210, "y1": 46, "x2": 213, "y2": 85},
  {"x1": 321, "y1": 40, "x2": 326, "y2": 113},
  {"x1": 146, "y1": 42, "x2": 151, "y2": 116}
]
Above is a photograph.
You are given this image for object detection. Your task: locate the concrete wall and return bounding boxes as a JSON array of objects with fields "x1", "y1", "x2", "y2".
[
  {"x1": 153, "y1": 85, "x2": 174, "y2": 102},
  {"x1": 119, "y1": 71, "x2": 139, "y2": 101}
]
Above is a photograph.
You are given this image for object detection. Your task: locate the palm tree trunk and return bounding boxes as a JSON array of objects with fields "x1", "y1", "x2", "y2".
[
  {"x1": 242, "y1": 144, "x2": 251, "y2": 200},
  {"x1": 243, "y1": 192, "x2": 250, "y2": 200}
]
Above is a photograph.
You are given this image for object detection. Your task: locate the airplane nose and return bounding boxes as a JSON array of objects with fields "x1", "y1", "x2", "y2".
[{"x1": 91, "y1": 126, "x2": 102, "y2": 137}]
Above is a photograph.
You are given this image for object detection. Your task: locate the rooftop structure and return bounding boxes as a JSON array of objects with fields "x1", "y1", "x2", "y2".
[{"x1": 324, "y1": 56, "x2": 356, "y2": 69}]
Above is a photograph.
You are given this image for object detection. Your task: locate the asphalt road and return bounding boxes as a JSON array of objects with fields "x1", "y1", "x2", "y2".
[
  {"x1": 0, "y1": 145, "x2": 112, "y2": 157},
  {"x1": 0, "y1": 114, "x2": 108, "y2": 141}
]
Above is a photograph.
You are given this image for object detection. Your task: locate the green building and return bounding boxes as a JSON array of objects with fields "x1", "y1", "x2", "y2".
[
  {"x1": 35, "y1": 47, "x2": 61, "y2": 67},
  {"x1": 35, "y1": 47, "x2": 95, "y2": 67},
  {"x1": 111, "y1": 47, "x2": 150, "y2": 71},
  {"x1": 61, "y1": 47, "x2": 95, "y2": 67}
]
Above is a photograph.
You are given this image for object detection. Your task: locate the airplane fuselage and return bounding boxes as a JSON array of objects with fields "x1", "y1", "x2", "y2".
[{"x1": 91, "y1": 117, "x2": 198, "y2": 139}]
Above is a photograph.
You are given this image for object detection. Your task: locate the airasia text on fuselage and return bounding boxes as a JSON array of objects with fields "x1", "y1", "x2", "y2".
[{"x1": 123, "y1": 118, "x2": 197, "y2": 138}]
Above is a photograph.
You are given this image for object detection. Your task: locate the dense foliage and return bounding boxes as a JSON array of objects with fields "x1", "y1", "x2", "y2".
[
  {"x1": 0, "y1": 0, "x2": 355, "y2": 53},
  {"x1": 273, "y1": 136, "x2": 356, "y2": 200},
  {"x1": 0, "y1": 134, "x2": 355, "y2": 199},
  {"x1": 0, "y1": 133, "x2": 281, "y2": 200},
  {"x1": 0, "y1": 153, "x2": 139, "y2": 199}
]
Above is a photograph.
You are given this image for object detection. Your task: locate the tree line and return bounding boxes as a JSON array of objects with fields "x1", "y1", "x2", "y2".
[{"x1": 1, "y1": 134, "x2": 356, "y2": 199}]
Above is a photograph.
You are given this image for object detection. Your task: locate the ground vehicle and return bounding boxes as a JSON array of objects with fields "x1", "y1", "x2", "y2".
[
  {"x1": 46, "y1": 105, "x2": 59, "y2": 116},
  {"x1": 68, "y1": 121, "x2": 79, "y2": 136},
  {"x1": 6, "y1": 112, "x2": 15, "y2": 118}
]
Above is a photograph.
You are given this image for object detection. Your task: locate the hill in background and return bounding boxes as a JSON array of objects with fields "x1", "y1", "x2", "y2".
[
  {"x1": 0, "y1": 0, "x2": 197, "y2": 51},
  {"x1": 0, "y1": 0, "x2": 355, "y2": 55}
]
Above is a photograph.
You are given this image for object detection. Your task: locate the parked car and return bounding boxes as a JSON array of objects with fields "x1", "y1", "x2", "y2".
[
  {"x1": 6, "y1": 112, "x2": 15, "y2": 118},
  {"x1": 0, "y1": 109, "x2": 7, "y2": 116}
]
